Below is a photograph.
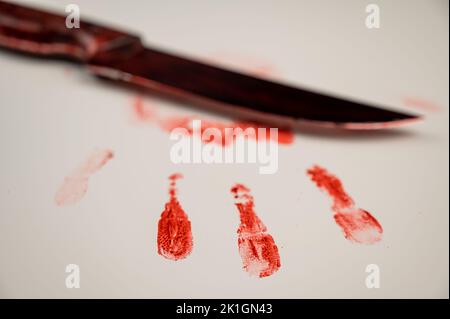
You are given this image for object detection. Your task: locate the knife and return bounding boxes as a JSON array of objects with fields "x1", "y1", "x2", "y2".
[{"x1": 0, "y1": 1, "x2": 420, "y2": 129}]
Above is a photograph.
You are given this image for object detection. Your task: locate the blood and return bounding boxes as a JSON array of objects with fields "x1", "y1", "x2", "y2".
[
  {"x1": 132, "y1": 96, "x2": 155, "y2": 122},
  {"x1": 307, "y1": 165, "x2": 383, "y2": 244},
  {"x1": 157, "y1": 173, "x2": 193, "y2": 261},
  {"x1": 403, "y1": 97, "x2": 441, "y2": 112},
  {"x1": 231, "y1": 184, "x2": 281, "y2": 278},
  {"x1": 129, "y1": 90, "x2": 294, "y2": 145},
  {"x1": 159, "y1": 116, "x2": 294, "y2": 146},
  {"x1": 129, "y1": 58, "x2": 294, "y2": 147},
  {"x1": 203, "y1": 52, "x2": 279, "y2": 78},
  {"x1": 55, "y1": 149, "x2": 114, "y2": 206}
]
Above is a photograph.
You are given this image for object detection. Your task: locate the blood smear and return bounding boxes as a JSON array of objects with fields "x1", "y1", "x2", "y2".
[
  {"x1": 157, "y1": 173, "x2": 193, "y2": 261},
  {"x1": 231, "y1": 184, "x2": 281, "y2": 278},
  {"x1": 159, "y1": 116, "x2": 294, "y2": 146},
  {"x1": 307, "y1": 165, "x2": 383, "y2": 244},
  {"x1": 132, "y1": 96, "x2": 156, "y2": 122},
  {"x1": 403, "y1": 97, "x2": 441, "y2": 112},
  {"x1": 55, "y1": 149, "x2": 114, "y2": 206},
  {"x1": 130, "y1": 96, "x2": 294, "y2": 146}
]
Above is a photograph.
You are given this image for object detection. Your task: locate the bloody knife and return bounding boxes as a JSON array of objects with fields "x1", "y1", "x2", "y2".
[{"x1": 0, "y1": 1, "x2": 420, "y2": 129}]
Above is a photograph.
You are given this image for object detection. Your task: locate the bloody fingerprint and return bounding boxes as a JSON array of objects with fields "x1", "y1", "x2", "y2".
[
  {"x1": 307, "y1": 165, "x2": 383, "y2": 244},
  {"x1": 55, "y1": 149, "x2": 114, "y2": 206},
  {"x1": 231, "y1": 184, "x2": 281, "y2": 278},
  {"x1": 157, "y1": 173, "x2": 193, "y2": 260}
]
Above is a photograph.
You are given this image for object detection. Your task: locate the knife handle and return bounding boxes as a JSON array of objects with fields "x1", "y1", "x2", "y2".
[{"x1": 0, "y1": 1, "x2": 142, "y2": 62}]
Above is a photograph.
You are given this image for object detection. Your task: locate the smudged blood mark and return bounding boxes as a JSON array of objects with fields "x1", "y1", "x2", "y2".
[
  {"x1": 55, "y1": 149, "x2": 114, "y2": 206},
  {"x1": 231, "y1": 184, "x2": 281, "y2": 278},
  {"x1": 132, "y1": 96, "x2": 156, "y2": 122},
  {"x1": 333, "y1": 209, "x2": 383, "y2": 245},
  {"x1": 307, "y1": 166, "x2": 354, "y2": 211},
  {"x1": 203, "y1": 52, "x2": 279, "y2": 78},
  {"x1": 307, "y1": 165, "x2": 383, "y2": 244},
  {"x1": 129, "y1": 95, "x2": 293, "y2": 145},
  {"x1": 157, "y1": 173, "x2": 193, "y2": 261},
  {"x1": 128, "y1": 56, "x2": 293, "y2": 145},
  {"x1": 403, "y1": 97, "x2": 441, "y2": 112},
  {"x1": 158, "y1": 116, "x2": 192, "y2": 134},
  {"x1": 235, "y1": 121, "x2": 294, "y2": 145},
  {"x1": 159, "y1": 116, "x2": 294, "y2": 146}
]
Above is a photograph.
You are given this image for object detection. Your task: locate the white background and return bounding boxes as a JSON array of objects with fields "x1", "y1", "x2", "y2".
[{"x1": 0, "y1": 0, "x2": 448, "y2": 298}]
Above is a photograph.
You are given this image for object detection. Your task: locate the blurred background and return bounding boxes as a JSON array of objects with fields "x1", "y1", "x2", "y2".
[{"x1": 0, "y1": 0, "x2": 448, "y2": 298}]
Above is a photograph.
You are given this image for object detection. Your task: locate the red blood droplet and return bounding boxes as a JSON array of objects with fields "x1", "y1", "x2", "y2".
[
  {"x1": 157, "y1": 173, "x2": 193, "y2": 261},
  {"x1": 234, "y1": 121, "x2": 294, "y2": 145},
  {"x1": 307, "y1": 165, "x2": 383, "y2": 244},
  {"x1": 231, "y1": 184, "x2": 281, "y2": 278},
  {"x1": 128, "y1": 96, "x2": 294, "y2": 146},
  {"x1": 306, "y1": 165, "x2": 354, "y2": 211}
]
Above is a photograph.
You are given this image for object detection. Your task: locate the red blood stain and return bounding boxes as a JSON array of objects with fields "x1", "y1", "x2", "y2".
[
  {"x1": 55, "y1": 149, "x2": 114, "y2": 206},
  {"x1": 132, "y1": 96, "x2": 156, "y2": 122},
  {"x1": 129, "y1": 94, "x2": 293, "y2": 145},
  {"x1": 333, "y1": 209, "x2": 383, "y2": 245},
  {"x1": 307, "y1": 165, "x2": 354, "y2": 211},
  {"x1": 235, "y1": 121, "x2": 294, "y2": 145},
  {"x1": 403, "y1": 97, "x2": 441, "y2": 112},
  {"x1": 231, "y1": 184, "x2": 281, "y2": 278},
  {"x1": 157, "y1": 173, "x2": 193, "y2": 261},
  {"x1": 307, "y1": 165, "x2": 383, "y2": 244},
  {"x1": 129, "y1": 55, "x2": 294, "y2": 146},
  {"x1": 159, "y1": 116, "x2": 294, "y2": 146}
]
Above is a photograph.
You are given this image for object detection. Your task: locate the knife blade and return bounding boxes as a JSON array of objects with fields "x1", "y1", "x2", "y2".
[{"x1": 0, "y1": 1, "x2": 421, "y2": 129}]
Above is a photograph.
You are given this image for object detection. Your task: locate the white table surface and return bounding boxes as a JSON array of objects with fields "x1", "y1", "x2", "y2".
[{"x1": 0, "y1": 0, "x2": 448, "y2": 298}]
